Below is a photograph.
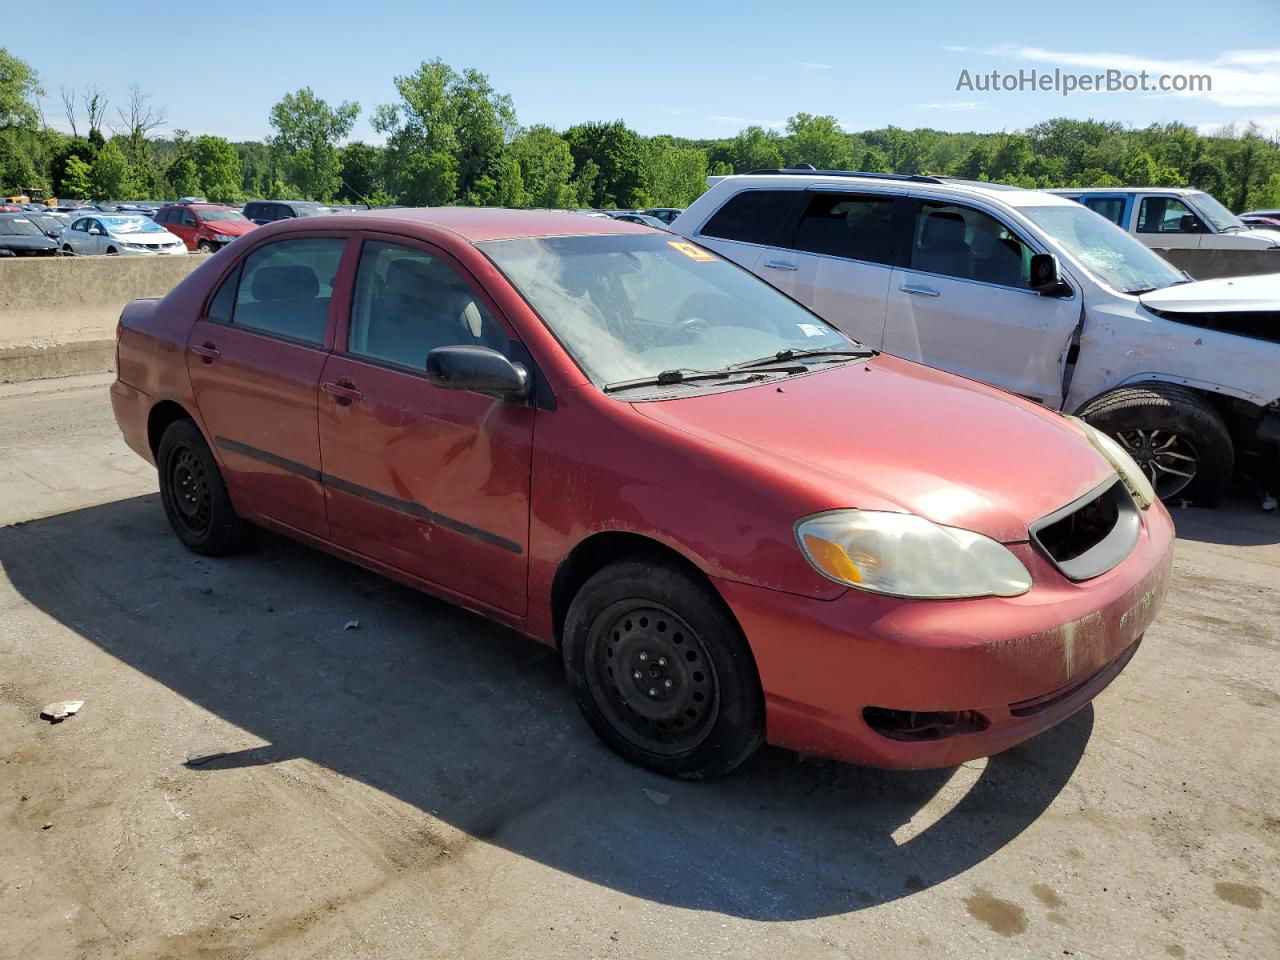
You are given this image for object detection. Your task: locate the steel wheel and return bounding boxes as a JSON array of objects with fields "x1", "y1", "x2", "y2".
[
  {"x1": 1116, "y1": 428, "x2": 1199, "y2": 499},
  {"x1": 168, "y1": 445, "x2": 212, "y2": 536},
  {"x1": 585, "y1": 599, "x2": 720, "y2": 756}
]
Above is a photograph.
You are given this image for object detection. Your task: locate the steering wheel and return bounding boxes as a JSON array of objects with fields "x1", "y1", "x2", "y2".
[{"x1": 675, "y1": 316, "x2": 710, "y2": 341}]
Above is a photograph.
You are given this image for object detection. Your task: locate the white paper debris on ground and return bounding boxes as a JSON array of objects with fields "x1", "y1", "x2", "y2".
[
  {"x1": 642, "y1": 788, "x2": 671, "y2": 806},
  {"x1": 40, "y1": 700, "x2": 84, "y2": 723},
  {"x1": 344, "y1": 619, "x2": 360, "y2": 630}
]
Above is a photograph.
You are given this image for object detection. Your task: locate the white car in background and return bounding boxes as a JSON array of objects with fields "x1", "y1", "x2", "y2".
[
  {"x1": 60, "y1": 214, "x2": 187, "y2": 256},
  {"x1": 1048, "y1": 187, "x2": 1280, "y2": 250},
  {"x1": 670, "y1": 171, "x2": 1280, "y2": 504}
]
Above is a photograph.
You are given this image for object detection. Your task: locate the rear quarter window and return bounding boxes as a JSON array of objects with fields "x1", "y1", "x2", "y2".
[{"x1": 699, "y1": 189, "x2": 798, "y2": 246}]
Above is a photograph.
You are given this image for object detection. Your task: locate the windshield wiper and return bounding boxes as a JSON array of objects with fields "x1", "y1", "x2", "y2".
[
  {"x1": 603, "y1": 365, "x2": 805, "y2": 394},
  {"x1": 730, "y1": 347, "x2": 873, "y2": 370}
]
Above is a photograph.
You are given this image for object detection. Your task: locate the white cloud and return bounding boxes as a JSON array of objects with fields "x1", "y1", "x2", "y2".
[
  {"x1": 978, "y1": 44, "x2": 1280, "y2": 108},
  {"x1": 914, "y1": 101, "x2": 986, "y2": 112},
  {"x1": 1195, "y1": 114, "x2": 1280, "y2": 136},
  {"x1": 799, "y1": 61, "x2": 833, "y2": 70}
]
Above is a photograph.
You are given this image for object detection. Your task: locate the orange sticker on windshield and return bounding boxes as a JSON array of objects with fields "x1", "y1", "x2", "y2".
[{"x1": 667, "y1": 240, "x2": 717, "y2": 262}]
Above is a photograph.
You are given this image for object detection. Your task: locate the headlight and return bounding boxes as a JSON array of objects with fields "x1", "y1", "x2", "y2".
[
  {"x1": 1072, "y1": 419, "x2": 1156, "y2": 509},
  {"x1": 213, "y1": 234, "x2": 233, "y2": 243},
  {"x1": 795, "y1": 510, "x2": 1032, "y2": 599}
]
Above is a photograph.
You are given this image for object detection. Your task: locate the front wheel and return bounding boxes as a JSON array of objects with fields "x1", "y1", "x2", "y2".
[
  {"x1": 197, "y1": 240, "x2": 214, "y2": 254},
  {"x1": 1078, "y1": 383, "x2": 1233, "y2": 504},
  {"x1": 62, "y1": 244, "x2": 74, "y2": 255},
  {"x1": 157, "y1": 419, "x2": 245, "y2": 555},
  {"x1": 563, "y1": 561, "x2": 764, "y2": 779}
]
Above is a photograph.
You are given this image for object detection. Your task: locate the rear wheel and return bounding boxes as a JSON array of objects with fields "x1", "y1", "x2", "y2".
[
  {"x1": 1077, "y1": 383, "x2": 1233, "y2": 503},
  {"x1": 157, "y1": 419, "x2": 244, "y2": 555},
  {"x1": 563, "y1": 561, "x2": 764, "y2": 779}
]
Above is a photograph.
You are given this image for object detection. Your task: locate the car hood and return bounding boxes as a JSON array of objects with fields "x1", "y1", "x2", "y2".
[
  {"x1": 1140, "y1": 274, "x2": 1280, "y2": 313},
  {"x1": 1238, "y1": 227, "x2": 1280, "y2": 245},
  {"x1": 0, "y1": 235, "x2": 58, "y2": 250},
  {"x1": 202, "y1": 219, "x2": 255, "y2": 236},
  {"x1": 631, "y1": 354, "x2": 1115, "y2": 543}
]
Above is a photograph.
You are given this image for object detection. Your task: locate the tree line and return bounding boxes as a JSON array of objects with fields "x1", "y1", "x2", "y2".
[{"x1": 3, "y1": 48, "x2": 1279, "y2": 212}]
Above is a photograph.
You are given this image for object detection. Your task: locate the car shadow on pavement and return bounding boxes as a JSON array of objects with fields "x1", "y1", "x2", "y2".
[
  {"x1": 1169, "y1": 498, "x2": 1280, "y2": 547},
  {"x1": 0, "y1": 494, "x2": 1093, "y2": 922}
]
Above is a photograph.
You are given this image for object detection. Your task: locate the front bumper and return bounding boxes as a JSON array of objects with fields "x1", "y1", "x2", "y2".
[
  {"x1": 715, "y1": 500, "x2": 1175, "y2": 768},
  {"x1": 116, "y1": 244, "x2": 188, "y2": 256}
]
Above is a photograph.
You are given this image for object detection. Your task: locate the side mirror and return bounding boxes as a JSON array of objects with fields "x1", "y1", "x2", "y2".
[
  {"x1": 427, "y1": 345, "x2": 528, "y2": 398},
  {"x1": 1029, "y1": 253, "x2": 1071, "y2": 297},
  {"x1": 1178, "y1": 214, "x2": 1204, "y2": 234}
]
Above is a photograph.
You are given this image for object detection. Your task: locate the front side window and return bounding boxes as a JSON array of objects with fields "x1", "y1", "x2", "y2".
[
  {"x1": 909, "y1": 201, "x2": 1032, "y2": 288},
  {"x1": 790, "y1": 192, "x2": 896, "y2": 264},
  {"x1": 699, "y1": 189, "x2": 797, "y2": 246},
  {"x1": 1019, "y1": 204, "x2": 1185, "y2": 295},
  {"x1": 230, "y1": 238, "x2": 345, "y2": 345},
  {"x1": 347, "y1": 241, "x2": 508, "y2": 370},
  {"x1": 481, "y1": 233, "x2": 852, "y2": 387},
  {"x1": 1137, "y1": 197, "x2": 1203, "y2": 234},
  {"x1": 1082, "y1": 197, "x2": 1126, "y2": 226}
]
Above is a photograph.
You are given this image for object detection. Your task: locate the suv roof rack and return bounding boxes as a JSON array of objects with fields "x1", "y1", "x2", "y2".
[{"x1": 743, "y1": 168, "x2": 944, "y2": 185}]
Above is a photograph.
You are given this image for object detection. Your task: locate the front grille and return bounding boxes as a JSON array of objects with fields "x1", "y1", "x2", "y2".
[{"x1": 1030, "y1": 479, "x2": 1139, "y2": 581}]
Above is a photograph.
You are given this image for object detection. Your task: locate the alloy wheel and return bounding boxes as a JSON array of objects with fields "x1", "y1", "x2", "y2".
[{"x1": 1116, "y1": 428, "x2": 1199, "y2": 500}]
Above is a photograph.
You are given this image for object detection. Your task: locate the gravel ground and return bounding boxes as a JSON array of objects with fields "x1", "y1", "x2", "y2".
[{"x1": 1, "y1": 374, "x2": 1277, "y2": 959}]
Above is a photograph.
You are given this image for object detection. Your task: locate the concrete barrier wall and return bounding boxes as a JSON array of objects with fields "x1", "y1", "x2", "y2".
[
  {"x1": 1152, "y1": 247, "x2": 1280, "y2": 280},
  {"x1": 0, "y1": 255, "x2": 204, "y2": 382}
]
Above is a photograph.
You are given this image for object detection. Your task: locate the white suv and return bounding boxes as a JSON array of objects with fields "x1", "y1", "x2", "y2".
[{"x1": 670, "y1": 171, "x2": 1280, "y2": 503}]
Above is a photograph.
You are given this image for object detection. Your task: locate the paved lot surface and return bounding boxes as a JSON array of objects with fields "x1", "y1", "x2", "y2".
[{"x1": 2, "y1": 374, "x2": 1277, "y2": 959}]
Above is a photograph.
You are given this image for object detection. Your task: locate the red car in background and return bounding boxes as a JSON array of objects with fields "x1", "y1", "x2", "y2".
[
  {"x1": 154, "y1": 202, "x2": 256, "y2": 253},
  {"x1": 110, "y1": 209, "x2": 1174, "y2": 779}
]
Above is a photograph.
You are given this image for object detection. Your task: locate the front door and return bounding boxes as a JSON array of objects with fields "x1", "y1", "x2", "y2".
[
  {"x1": 318, "y1": 236, "x2": 534, "y2": 614},
  {"x1": 186, "y1": 234, "x2": 351, "y2": 538},
  {"x1": 882, "y1": 198, "x2": 1079, "y2": 408},
  {"x1": 1135, "y1": 195, "x2": 1205, "y2": 249}
]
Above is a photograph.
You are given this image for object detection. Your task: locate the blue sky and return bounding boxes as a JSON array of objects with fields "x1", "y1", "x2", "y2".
[{"x1": 18, "y1": 0, "x2": 1280, "y2": 142}]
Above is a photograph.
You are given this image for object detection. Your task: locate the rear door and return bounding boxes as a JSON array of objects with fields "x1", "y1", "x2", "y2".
[
  {"x1": 882, "y1": 197, "x2": 1079, "y2": 407},
  {"x1": 186, "y1": 233, "x2": 353, "y2": 538},
  {"x1": 773, "y1": 190, "x2": 903, "y2": 348},
  {"x1": 688, "y1": 188, "x2": 805, "y2": 278},
  {"x1": 317, "y1": 234, "x2": 534, "y2": 613}
]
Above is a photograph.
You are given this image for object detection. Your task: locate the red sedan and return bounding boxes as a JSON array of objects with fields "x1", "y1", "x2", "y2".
[{"x1": 111, "y1": 209, "x2": 1173, "y2": 778}]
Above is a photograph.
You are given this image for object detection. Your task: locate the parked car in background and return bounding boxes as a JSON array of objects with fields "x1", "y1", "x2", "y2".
[
  {"x1": 24, "y1": 212, "x2": 69, "y2": 238},
  {"x1": 642, "y1": 207, "x2": 684, "y2": 224},
  {"x1": 155, "y1": 203, "x2": 257, "y2": 252},
  {"x1": 609, "y1": 212, "x2": 669, "y2": 229},
  {"x1": 0, "y1": 213, "x2": 61, "y2": 255},
  {"x1": 110, "y1": 207, "x2": 1172, "y2": 778},
  {"x1": 1239, "y1": 210, "x2": 1280, "y2": 228},
  {"x1": 1049, "y1": 187, "x2": 1280, "y2": 250},
  {"x1": 671, "y1": 171, "x2": 1280, "y2": 503},
  {"x1": 60, "y1": 213, "x2": 187, "y2": 256},
  {"x1": 242, "y1": 200, "x2": 335, "y2": 225}
]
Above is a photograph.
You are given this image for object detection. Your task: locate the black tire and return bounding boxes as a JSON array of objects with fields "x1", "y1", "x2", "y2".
[
  {"x1": 563, "y1": 560, "x2": 764, "y2": 779},
  {"x1": 1077, "y1": 383, "x2": 1233, "y2": 504},
  {"x1": 106, "y1": 247, "x2": 118, "y2": 255},
  {"x1": 197, "y1": 240, "x2": 214, "y2": 254},
  {"x1": 157, "y1": 419, "x2": 244, "y2": 555},
  {"x1": 61, "y1": 244, "x2": 73, "y2": 255}
]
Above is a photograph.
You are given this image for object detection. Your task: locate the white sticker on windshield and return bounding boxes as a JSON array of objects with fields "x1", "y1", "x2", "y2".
[{"x1": 797, "y1": 323, "x2": 826, "y2": 338}]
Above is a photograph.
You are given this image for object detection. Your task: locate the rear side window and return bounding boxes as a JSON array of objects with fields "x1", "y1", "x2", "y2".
[
  {"x1": 699, "y1": 190, "x2": 797, "y2": 246},
  {"x1": 790, "y1": 193, "x2": 896, "y2": 264},
  {"x1": 230, "y1": 238, "x2": 346, "y2": 345},
  {"x1": 1082, "y1": 197, "x2": 1126, "y2": 226},
  {"x1": 347, "y1": 241, "x2": 507, "y2": 369}
]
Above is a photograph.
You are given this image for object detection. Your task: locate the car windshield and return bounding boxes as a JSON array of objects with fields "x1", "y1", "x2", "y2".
[
  {"x1": 103, "y1": 216, "x2": 165, "y2": 234},
  {"x1": 1189, "y1": 191, "x2": 1243, "y2": 232},
  {"x1": 0, "y1": 217, "x2": 44, "y2": 236},
  {"x1": 199, "y1": 208, "x2": 248, "y2": 223},
  {"x1": 481, "y1": 233, "x2": 856, "y2": 387},
  {"x1": 295, "y1": 205, "x2": 334, "y2": 217},
  {"x1": 1019, "y1": 204, "x2": 1185, "y2": 295}
]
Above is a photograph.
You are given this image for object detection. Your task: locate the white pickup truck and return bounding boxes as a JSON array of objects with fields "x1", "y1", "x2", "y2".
[
  {"x1": 670, "y1": 171, "x2": 1280, "y2": 503},
  {"x1": 1048, "y1": 187, "x2": 1280, "y2": 251}
]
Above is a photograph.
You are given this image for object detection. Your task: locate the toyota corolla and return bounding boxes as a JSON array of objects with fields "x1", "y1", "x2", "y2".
[{"x1": 110, "y1": 209, "x2": 1173, "y2": 778}]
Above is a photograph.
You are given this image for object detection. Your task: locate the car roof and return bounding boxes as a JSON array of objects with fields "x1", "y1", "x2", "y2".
[
  {"x1": 1046, "y1": 186, "x2": 1199, "y2": 196},
  {"x1": 710, "y1": 173, "x2": 1080, "y2": 209},
  {"x1": 306, "y1": 207, "x2": 653, "y2": 243}
]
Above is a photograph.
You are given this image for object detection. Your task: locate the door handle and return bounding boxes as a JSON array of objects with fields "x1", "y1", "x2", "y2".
[
  {"x1": 190, "y1": 342, "x2": 221, "y2": 362},
  {"x1": 763, "y1": 259, "x2": 799, "y2": 271},
  {"x1": 322, "y1": 380, "x2": 363, "y2": 405},
  {"x1": 899, "y1": 283, "x2": 940, "y2": 297}
]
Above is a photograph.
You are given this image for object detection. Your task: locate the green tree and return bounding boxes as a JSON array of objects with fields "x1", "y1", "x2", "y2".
[
  {"x1": 641, "y1": 136, "x2": 708, "y2": 206},
  {"x1": 88, "y1": 140, "x2": 136, "y2": 199},
  {"x1": 727, "y1": 126, "x2": 783, "y2": 172},
  {"x1": 564, "y1": 120, "x2": 645, "y2": 207},
  {"x1": 269, "y1": 87, "x2": 359, "y2": 201},
  {"x1": 62, "y1": 154, "x2": 92, "y2": 199},
  {"x1": 193, "y1": 135, "x2": 243, "y2": 203},
  {"x1": 783, "y1": 114, "x2": 849, "y2": 169},
  {"x1": 0, "y1": 48, "x2": 42, "y2": 131},
  {"x1": 337, "y1": 141, "x2": 386, "y2": 202},
  {"x1": 510, "y1": 125, "x2": 577, "y2": 207},
  {"x1": 375, "y1": 59, "x2": 516, "y2": 206}
]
